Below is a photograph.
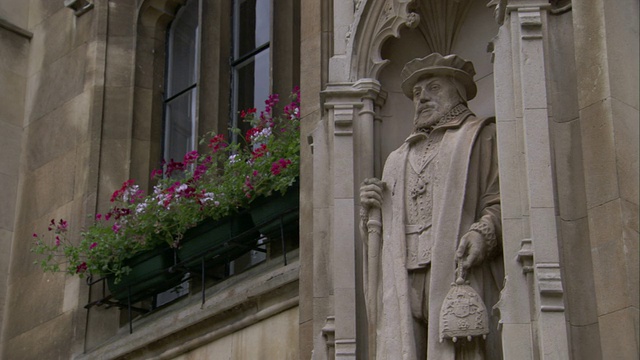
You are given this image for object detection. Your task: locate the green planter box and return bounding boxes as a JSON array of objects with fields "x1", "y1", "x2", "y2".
[
  {"x1": 107, "y1": 246, "x2": 182, "y2": 303},
  {"x1": 249, "y1": 181, "x2": 300, "y2": 238},
  {"x1": 177, "y1": 213, "x2": 259, "y2": 270}
]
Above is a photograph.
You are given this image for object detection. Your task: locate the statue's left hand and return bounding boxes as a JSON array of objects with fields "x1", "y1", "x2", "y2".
[{"x1": 455, "y1": 231, "x2": 487, "y2": 271}]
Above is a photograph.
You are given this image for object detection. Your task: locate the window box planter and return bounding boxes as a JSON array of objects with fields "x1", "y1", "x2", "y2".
[
  {"x1": 177, "y1": 213, "x2": 259, "y2": 270},
  {"x1": 249, "y1": 180, "x2": 300, "y2": 238},
  {"x1": 107, "y1": 245, "x2": 182, "y2": 303}
]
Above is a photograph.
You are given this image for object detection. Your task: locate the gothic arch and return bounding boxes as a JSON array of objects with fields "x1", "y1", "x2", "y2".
[{"x1": 348, "y1": 0, "x2": 419, "y2": 81}]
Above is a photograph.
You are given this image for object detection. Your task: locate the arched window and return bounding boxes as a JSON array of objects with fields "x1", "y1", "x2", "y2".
[{"x1": 163, "y1": 0, "x2": 200, "y2": 165}]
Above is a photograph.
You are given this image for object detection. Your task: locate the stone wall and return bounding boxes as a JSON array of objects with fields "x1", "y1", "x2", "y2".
[{"x1": 0, "y1": 3, "x2": 30, "y2": 355}]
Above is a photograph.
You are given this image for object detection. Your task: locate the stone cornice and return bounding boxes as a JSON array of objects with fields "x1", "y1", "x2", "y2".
[{"x1": 0, "y1": 18, "x2": 32, "y2": 39}]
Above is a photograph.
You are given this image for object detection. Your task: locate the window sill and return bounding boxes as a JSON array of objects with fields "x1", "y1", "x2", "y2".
[{"x1": 76, "y1": 250, "x2": 299, "y2": 359}]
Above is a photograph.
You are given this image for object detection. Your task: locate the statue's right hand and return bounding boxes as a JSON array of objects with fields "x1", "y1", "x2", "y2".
[{"x1": 360, "y1": 178, "x2": 385, "y2": 210}]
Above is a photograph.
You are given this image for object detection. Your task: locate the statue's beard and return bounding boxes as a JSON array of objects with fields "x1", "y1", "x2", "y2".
[{"x1": 414, "y1": 109, "x2": 444, "y2": 130}]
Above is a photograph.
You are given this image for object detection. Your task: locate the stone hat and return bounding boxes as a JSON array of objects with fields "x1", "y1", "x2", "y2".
[{"x1": 401, "y1": 53, "x2": 477, "y2": 101}]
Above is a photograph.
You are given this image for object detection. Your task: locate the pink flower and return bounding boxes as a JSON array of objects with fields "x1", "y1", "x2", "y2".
[
  {"x1": 183, "y1": 150, "x2": 199, "y2": 165},
  {"x1": 270, "y1": 158, "x2": 292, "y2": 176},
  {"x1": 150, "y1": 168, "x2": 163, "y2": 179},
  {"x1": 112, "y1": 223, "x2": 121, "y2": 233},
  {"x1": 89, "y1": 242, "x2": 98, "y2": 250},
  {"x1": 57, "y1": 219, "x2": 68, "y2": 232},
  {"x1": 251, "y1": 144, "x2": 268, "y2": 160},
  {"x1": 165, "y1": 160, "x2": 185, "y2": 177},
  {"x1": 76, "y1": 262, "x2": 87, "y2": 274},
  {"x1": 95, "y1": 213, "x2": 102, "y2": 221},
  {"x1": 208, "y1": 134, "x2": 228, "y2": 153},
  {"x1": 32, "y1": 233, "x2": 38, "y2": 238},
  {"x1": 55, "y1": 236, "x2": 61, "y2": 246},
  {"x1": 111, "y1": 179, "x2": 136, "y2": 202}
]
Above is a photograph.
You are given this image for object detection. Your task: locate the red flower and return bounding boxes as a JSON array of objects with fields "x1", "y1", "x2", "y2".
[
  {"x1": 150, "y1": 168, "x2": 163, "y2": 179},
  {"x1": 270, "y1": 158, "x2": 292, "y2": 176},
  {"x1": 245, "y1": 127, "x2": 260, "y2": 141},
  {"x1": 111, "y1": 179, "x2": 136, "y2": 202},
  {"x1": 183, "y1": 150, "x2": 199, "y2": 165},
  {"x1": 76, "y1": 262, "x2": 88, "y2": 274},
  {"x1": 252, "y1": 144, "x2": 268, "y2": 160},
  {"x1": 165, "y1": 160, "x2": 185, "y2": 177},
  {"x1": 208, "y1": 134, "x2": 228, "y2": 153}
]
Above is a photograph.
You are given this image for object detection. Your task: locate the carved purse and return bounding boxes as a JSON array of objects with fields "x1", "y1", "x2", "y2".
[{"x1": 439, "y1": 265, "x2": 489, "y2": 343}]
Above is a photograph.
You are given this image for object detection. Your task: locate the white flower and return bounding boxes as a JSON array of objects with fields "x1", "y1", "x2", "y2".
[
  {"x1": 136, "y1": 203, "x2": 147, "y2": 214},
  {"x1": 177, "y1": 184, "x2": 188, "y2": 193},
  {"x1": 229, "y1": 154, "x2": 238, "y2": 164}
]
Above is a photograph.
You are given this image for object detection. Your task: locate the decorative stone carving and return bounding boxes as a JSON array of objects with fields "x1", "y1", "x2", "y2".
[
  {"x1": 349, "y1": 0, "x2": 421, "y2": 79},
  {"x1": 486, "y1": 0, "x2": 508, "y2": 26},
  {"x1": 413, "y1": 0, "x2": 474, "y2": 55},
  {"x1": 360, "y1": 53, "x2": 503, "y2": 359}
]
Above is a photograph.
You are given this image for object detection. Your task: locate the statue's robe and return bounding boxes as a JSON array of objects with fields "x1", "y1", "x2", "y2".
[{"x1": 370, "y1": 113, "x2": 503, "y2": 360}]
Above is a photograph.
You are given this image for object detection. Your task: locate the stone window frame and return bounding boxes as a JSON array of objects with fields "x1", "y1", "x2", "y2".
[
  {"x1": 84, "y1": 0, "x2": 302, "y2": 335},
  {"x1": 162, "y1": 0, "x2": 201, "y2": 169}
]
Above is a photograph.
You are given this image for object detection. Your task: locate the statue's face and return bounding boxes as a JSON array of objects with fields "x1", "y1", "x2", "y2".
[{"x1": 412, "y1": 76, "x2": 462, "y2": 131}]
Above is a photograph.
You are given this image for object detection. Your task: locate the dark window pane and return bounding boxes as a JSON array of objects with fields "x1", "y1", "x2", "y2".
[
  {"x1": 167, "y1": 0, "x2": 199, "y2": 97},
  {"x1": 234, "y1": 48, "x2": 270, "y2": 132},
  {"x1": 236, "y1": 0, "x2": 270, "y2": 58},
  {"x1": 164, "y1": 89, "x2": 196, "y2": 164}
]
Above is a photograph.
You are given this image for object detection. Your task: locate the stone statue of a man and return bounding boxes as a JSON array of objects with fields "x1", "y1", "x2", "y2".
[{"x1": 360, "y1": 53, "x2": 503, "y2": 359}]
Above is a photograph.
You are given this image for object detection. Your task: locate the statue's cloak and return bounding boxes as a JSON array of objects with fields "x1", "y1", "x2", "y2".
[{"x1": 372, "y1": 114, "x2": 503, "y2": 359}]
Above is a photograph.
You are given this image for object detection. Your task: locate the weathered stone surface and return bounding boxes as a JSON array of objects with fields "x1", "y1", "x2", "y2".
[
  {"x1": 0, "y1": 67, "x2": 27, "y2": 128},
  {"x1": 0, "y1": 121, "x2": 22, "y2": 177},
  {"x1": 598, "y1": 307, "x2": 639, "y2": 360},
  {"x1": 107, "y1": 1, "x2": 136, "y2": 37},
  {"x1": 4, "y1": 270, "x2": 66, "y2": 340},
  {"x1": 105, "y1": 36, "x2": 135, "y2": 87},
  {"x1": 28, "y1": 0, "x2": 65, "y2": 29},
  {"x1": 0, "y1": 28, "x2": 30, "y2": 75},
  {"x1": 25, "y1": 43, "x2": 87, "y2": 124},
  {"x1": 0, "y1": 173, "x2": 18, "y2": 231},
  {"x1": 604, "y1": 0, "x2": 639, "y2": 110},
  {"x1": 4, "y1": 309, "x2": 73, "y2": 360},
  {"x1": 102, "y1": 86, "x2": 134, "y2": 140},
  {"x1": 559, "y1": 217, "x2": 598, "y2": 326},
  {"x1": 579, "y1": 98, "x2": 619, "y2": 208},
  {"x1": 27, "y1": 8, "x2": 77, "y2": 77},
  {"x1": 591, "y1": 229, "x2": 632, "y2": 315},
  {"x1": 25, "y1": 91, "x2": 89, "y2": 171},
  {"x1": 568, "y1": 323, "x2": 602, "y2": 360},
  {"x1": 552, "y1": 119, "x2": 588, "y2": 221},
  {"x1": 0, "y1": 1, "x2": 29, "y2": 29},
  {"x1": 19, "y1": 150, "x2": 77, "y2": 221},
  {"x1": 611, "y1": 98, "x2": 639, "y2": 205}
]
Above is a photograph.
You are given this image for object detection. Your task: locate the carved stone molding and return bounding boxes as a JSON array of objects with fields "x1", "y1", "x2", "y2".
[
  {"x1": 487, "y1": 0, "x2": 507, "y2": 26},
  {"x1": 322, "y1": 316, "x2": 336, "y2": 358},
  {"x1": 517, "y1": 238, "x2": 534, "y2": 274},
  {"x1": 138, "y1": 0, "x2": 187, "y2": 31},
  {"x1": 535, "y1": 263, "x2": 565, "y2": 312},
  {"x1": 349, "y1": 0, "x2": 420, "y2": 79}
]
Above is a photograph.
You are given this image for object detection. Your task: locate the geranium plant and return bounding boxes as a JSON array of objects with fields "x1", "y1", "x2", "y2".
[{"x1": 32, "y1": 88, "x2": 300, "y2": 283}]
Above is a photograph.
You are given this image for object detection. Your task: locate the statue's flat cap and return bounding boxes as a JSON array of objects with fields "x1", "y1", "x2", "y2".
[{"x1": 401, "y1": 53, "x2": 477, "y2": 101}]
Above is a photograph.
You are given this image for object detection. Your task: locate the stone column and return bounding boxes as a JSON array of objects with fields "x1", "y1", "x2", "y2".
[
  {"x1": 572, "y1": 1, "x2": 639, "y2": 358},
  {"x1": 320, "y1": 80, "x2": 383, "y2": 359},
  {"x1": 493, "y1": 1, "x2": 571, "y2": 358}
]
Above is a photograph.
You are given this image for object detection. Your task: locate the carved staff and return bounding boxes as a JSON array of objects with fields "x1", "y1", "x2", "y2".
[{"x1": 362, "y1": 178, "x2": 384, "y2": 358}]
